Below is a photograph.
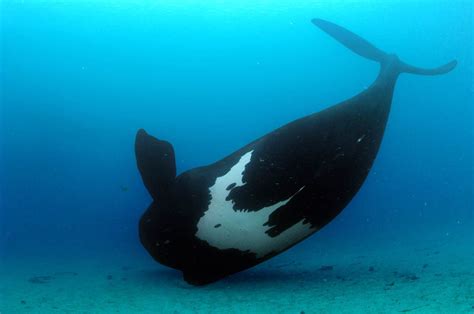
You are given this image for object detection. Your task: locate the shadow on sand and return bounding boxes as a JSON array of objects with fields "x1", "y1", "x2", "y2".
[{"x1": 133, "y1": 264, "x2": 365, "y2": 289}]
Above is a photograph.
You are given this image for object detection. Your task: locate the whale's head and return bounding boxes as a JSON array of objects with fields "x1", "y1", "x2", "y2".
[{"x1": 138, "y1": 200, "x2": 190, "y2": 270}]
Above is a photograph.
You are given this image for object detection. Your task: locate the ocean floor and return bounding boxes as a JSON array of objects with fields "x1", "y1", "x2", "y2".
[{"x1": 1, "y1": 229, "x2": 473, "y2": 314}]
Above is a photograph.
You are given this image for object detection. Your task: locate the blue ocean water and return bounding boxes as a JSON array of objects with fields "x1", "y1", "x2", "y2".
[{"x1": 1, "y1": 1, "x2": 473, "y2": 313}]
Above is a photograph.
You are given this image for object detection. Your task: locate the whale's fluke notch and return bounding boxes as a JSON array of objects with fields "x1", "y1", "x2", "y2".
[
  {"x1": 135, "y1": 129, "x2": 176, "y2": 200},
  {"x1": 312, "y1": 18, "x2": 457, "y2": 76}
]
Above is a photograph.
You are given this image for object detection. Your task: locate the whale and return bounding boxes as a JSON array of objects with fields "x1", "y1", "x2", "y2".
[{"x1": 135, "y1": 19, "x2": 456, "y2": 285}]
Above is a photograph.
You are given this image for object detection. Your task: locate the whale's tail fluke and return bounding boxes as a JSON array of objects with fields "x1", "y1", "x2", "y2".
[{"x1": 311, "y1": 18, "x2": 457, "y2": 76}]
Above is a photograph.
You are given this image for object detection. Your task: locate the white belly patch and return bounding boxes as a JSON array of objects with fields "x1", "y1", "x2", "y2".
[{"x1": 195, "y1": 150, "x2": 315, "y2": 258}]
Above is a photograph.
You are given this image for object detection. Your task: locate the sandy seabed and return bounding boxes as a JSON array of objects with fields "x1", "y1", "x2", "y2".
[{"x1": 1, "y1": 229, "x2": 473, "y2": 314}]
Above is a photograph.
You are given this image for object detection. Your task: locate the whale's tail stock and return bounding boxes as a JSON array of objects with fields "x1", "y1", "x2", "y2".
[{"x1": 311, "y1": 18, "x2": 457, "y2": 76}]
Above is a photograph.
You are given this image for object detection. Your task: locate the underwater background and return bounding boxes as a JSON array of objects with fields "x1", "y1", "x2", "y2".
[{"x1": 1, "y1": 0, "x2": 473, "y2": 313}]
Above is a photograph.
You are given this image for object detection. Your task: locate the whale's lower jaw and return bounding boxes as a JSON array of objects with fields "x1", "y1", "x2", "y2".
[
  {"x1": 182, "y1": 265, "x2": 257, "y2": 285},
  {"x1": 180, "y1": 248, "x2": 268, "y2": 286},
  {"x1": 179, "y1": 252, "x2": 286, "y2": 285},
  {"x1": 182, "y1": 267, "x2": 230, "y2": 286}
]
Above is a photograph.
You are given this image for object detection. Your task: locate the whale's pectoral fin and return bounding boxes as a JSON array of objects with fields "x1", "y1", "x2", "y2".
[{"x1": 135, "y1": 129, "x2": 176, "y2": 200}]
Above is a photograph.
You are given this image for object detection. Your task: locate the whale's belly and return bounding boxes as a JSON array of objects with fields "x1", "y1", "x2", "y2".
[{"x1": 195, "y1": 150, "x2": 316, "y2": 258}]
